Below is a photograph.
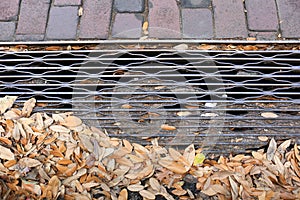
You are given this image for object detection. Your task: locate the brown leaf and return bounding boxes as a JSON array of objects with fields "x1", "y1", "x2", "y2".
[
  {"x1": 4, "y1": 159, "x2": 17, "y2": 168},
  {"x1": 273, "y1": 155, "x2": 284, "y2": 174},
  {"x1": 0, "y1": 137, "x2": 12, "y2": 145},
  {"x1": 278, "y1": 139, "x2": 291, "y2": 153},
  {"x1": 62, "y1": 116, "x2": 82, "y2": 128},
  {"x1": 22, "y1": 98, "x2": 36, "y2": 117},
  {"x1": 261, "y1": 112, "x2": 278, "y2": 118},
  {"x1": 48, "y1": 175, "x2": 61, "y2": 198},
  {"x1": 183, "y1": 144, "x2": 195, "y2": 169},
  {"x1": 78, "y1": 133, "x2": 93, "y2": 152},
  {"x1": 258, "y1": 136, "x2": 269, "y2": 142},
  {"x1": 49, "y1": 125, "x2": 70, "y2": 133},
  {"x1": 127, "y1": 184, "x2": 144, "y2": 192},
  {"x1": 169, "y1": 148, "x2": 189, "y2": 166},
  {"x1": 142, "y1": 21, "x2": 148, "y2": 31},
  {"x1": 171, "y1": 188, "x2": 187, "y2": 196},
  {"x1": 176, "y1": 111, "x2": 192, "y2": 117},
  {"x1": 116, "y1": 157, "x2": 134, "y2": 167},
  {"x1": 0, "y1": 145, "x2": 15, "y2": 160},
  {"x1": 57, "y1": 159, "x2": 73, "y2": 165},
  {"x1": 19, "y1": 158, "x2": 42, "y2": 168},
  {"x1": 228, "y1": 176, "x2": 238, "y2": 199},
  {"x1": 149, "y1": 177, "x2": 161, "y2": 192},
  {"x1": 161, "y1": 124, "x2": 176, "y2": 131},
  {"x1": 118, "y1": 188, "x2": 128, "y2": 200},
  {"x1": 121, "y1": 104, "x2": 133, "y2": 109},
  {"x1": 197, "y1": 44, "x2": 217, "y2": 50},
  {"x1": 0, "y1": 96, "x2": 17, "y2": 114},
  {"x1": 159, "y1": 158, "x2": 187, "y2": 174},
  {"x1": 243, "y1": 45, "x2": 258, "y2": 51},
  {"x1": 45, "y1": 46, "x2": 61, "y2": 51},
  {"x1": 252, "y1": 151, "x2": 264, "y2": 160},
  {"x1": 202, "y1": 187, "x2": 218, "y2": 196},
  {"x1": 139, "y1": 190, "x2": 156, "y2": 199},
  {"x1": 266, "y1": 138, "x2": 277, "y2": 161}
]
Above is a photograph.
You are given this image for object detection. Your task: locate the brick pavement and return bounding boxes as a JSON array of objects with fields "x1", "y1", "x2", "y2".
[{"x1": 0, "y1": 0, "x2": 299, "y2": 41}]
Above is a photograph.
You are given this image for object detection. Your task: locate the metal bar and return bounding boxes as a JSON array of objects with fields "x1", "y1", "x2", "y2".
[{"x1": 0, "y1": 39, "x2": 300, "y2": 46}]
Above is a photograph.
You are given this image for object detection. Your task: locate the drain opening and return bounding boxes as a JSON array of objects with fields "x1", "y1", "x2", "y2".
[{"x1": 0, "y1": 49, "x2": 299, "y2": 154}]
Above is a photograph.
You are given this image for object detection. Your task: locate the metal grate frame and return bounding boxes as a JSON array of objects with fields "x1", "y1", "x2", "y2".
[{"x1": 0, "y1": 49, "x2": 299, "y2": 154}]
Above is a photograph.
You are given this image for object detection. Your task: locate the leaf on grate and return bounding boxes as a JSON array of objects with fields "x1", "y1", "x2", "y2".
[
  {"x1": 161, "y1": 124, "x2": 176, "y2": 131},
  {"x1": 45, "y1": 46, "x2": 61, "y2": 51},
  {"x1": 258, "y1": 136, "x2": 269, "y2": 142},
  {"x1": 261, "y1": 112, "x2": 278, "y2": 118}
]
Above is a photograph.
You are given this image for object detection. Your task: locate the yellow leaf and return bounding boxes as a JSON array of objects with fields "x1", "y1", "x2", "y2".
[
  {"x1": 142, "y1": 21, "x2": 148, "y2": 31},
  {"x1": 194, "y1": 153, "x2": 205, "y2": 166}
]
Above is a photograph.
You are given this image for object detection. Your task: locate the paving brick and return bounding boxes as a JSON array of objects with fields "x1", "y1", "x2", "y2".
[
  {"x1": 0, "y1": 22, "x2": 15, "y2": 41},
  {"x1": 213, "y1": 0, "x2": 248, "y2": 38},
  {"x1": 277, "y1": 0, "x2": 300, "y2": 38},
  {"x1": 114, "y1": 0, "x2": 144, "y2": 12},
  {"x1": 249, "y1": 32, "x2": 278, "y2": 40},
  {"x1": 0, "y1": 0, "x2": 20, "y2": 21},
  {"x1": 54, "y1": 0, "x2": 81, "y2": 6},
  {"x1": 112, "y1": 13, "x2": 143, "y2": 38},
  {"x1": 181, "y1": 0, "x2": 211, "y2": 8},
  {"x1": 148, "y1": 0, "x2": 181, "y2": 38},
  {"x1": 182, "y1": 9, "x2": 213, "y2": 38},
  {"x1": 15, "y1": 35, "x2": 44, "y2": 41},
  {"x1": 46, "y1": 7, "x2": 78, "y2": 40},
  {"x1": 16, "y1": 0, "x2": 50, "y2": 35},
  {"x1": 245, "y1": 0, "x2": 278, "y2": 31},
  {"x1": 79, "y1": 0, "x2": 112, "y2": 39}
]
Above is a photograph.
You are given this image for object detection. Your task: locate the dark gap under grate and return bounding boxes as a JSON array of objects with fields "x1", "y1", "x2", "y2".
[{"x1": 0, "y1": 49, "x2": 299, "y2": 154}]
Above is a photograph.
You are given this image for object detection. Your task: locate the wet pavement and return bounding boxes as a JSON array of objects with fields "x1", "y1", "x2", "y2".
[{"x1": 0, "y1": 0, "x2": 299, "y2": 41}]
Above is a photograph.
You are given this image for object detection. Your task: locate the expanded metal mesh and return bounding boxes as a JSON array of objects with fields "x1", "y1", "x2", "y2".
[{"x1": 0, "y1": 49, "x2": 299, "y2": 154}]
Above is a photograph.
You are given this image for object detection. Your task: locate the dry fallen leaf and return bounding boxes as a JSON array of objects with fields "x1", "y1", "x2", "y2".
[
  {"x1": 197, "y1": 44, "x2": 217, "y2": 50},
  {"x1": 176, "y1": 111, "x2": 192, "y2": 117},
  {"x1": 139, "y1": 190, "x2": 156, "y2": 200},
  {"x1": 0, "y1": 96, "x2": 17, "y2": 114},
  {"x1": 62, "y1": 116, "x2": 82, "y2": 128},
  {"x1": 1, "y1": 96, "x2": 300, "y2": 200},
  {"x1": 142, "y1": 21, "x2": 148, "y2": 31},
  {"x1": 118, "y1": 188, "x2": 128, "y2": 200},
  {"x1": 121, "y1": 104, "x2": 133, "y2": 109},
  {"x1": 261, "y1": 112, "x2": 278, "y2": 118},
  {"x1": 0, "y1": 144, "x2": 15, "y2": 160},
  {"x1": 258, "y1": 136, "x2": 269, "y2": 142},
  {"x1": 49, "y1": 125, "x2": 70, "y2": 133},
  {"x1": 267, "y1": 138, "x2": 277, "y2": 161},
  {"x1": 161, "y1": 124, "x2": 176, "y2": 131},
  {"x1": 45, "y1": 46, "x2": 61, "y2": 51},
  {"x1": 127, "y1": 184, "x2": 144, "y2": 192},
  {"x1": 22, "y1": 98, "x2": 36, "y2": 117},
  {"x1": 18, "y1": 158, "x2": 42, "y2": 168},
  {"x1": 159, "y1": 158, "x2": 187, "y2": 174}
]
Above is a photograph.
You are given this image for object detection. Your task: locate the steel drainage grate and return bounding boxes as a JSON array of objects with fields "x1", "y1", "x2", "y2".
[{"x1": 0, "y1": 49, "x2": 299, "y2": 154}]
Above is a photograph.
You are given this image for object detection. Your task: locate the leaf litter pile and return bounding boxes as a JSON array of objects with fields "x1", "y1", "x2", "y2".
[{"x1": 0, "y1": 96, "x2": 299, "y2": 200}]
